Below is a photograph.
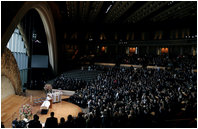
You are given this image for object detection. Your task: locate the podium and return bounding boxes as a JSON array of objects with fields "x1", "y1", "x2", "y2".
[{"x1": 52, "y1": 91, "x2": 62, "y2": 103}]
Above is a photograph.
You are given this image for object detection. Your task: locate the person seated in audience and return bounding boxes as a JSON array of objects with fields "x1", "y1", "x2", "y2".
[
  {"x1": 76, "y1": 112, "x2": 86, "y2": 128},
  {"x1": 1, "y1": 122, "x2": 5, "y2": 128},
  {"x1": 58, "y1": 117, "x2": 65, "y2": 128},
  {"x1": 45, "y1": 112, "x2": 58, "y2": 128},
  {"x1": 65, "y1": 115, "x2": 74, "y2": 128},
  {"x1": 28, "y1": 114, "x2": 42, "y2": 128},
  {"x1": 12, "y1": 118, "x2": 18, "y2": 128}
]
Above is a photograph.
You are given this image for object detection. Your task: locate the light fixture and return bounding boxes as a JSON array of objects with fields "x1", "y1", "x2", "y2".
[
  {"x1": 35, "y1": 40, "x2": 41, "y2": 44},
  {"x1": 105, "y1": 5, "x2": 112, "y2": 13},
  {"x1": 101, "y1": 46, "x2": 105, "y2": 51},
  {"x1": 89, "y1": 36, "x2": 93, "y2": 41},
  {"x1": 32, "y1": 33, "x2": 37, "y2": 41}
]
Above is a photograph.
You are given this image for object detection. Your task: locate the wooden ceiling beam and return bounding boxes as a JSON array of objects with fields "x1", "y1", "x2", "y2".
[
  {"x1": 88, "y1": 2, "x2": 104, "y2": 23},
  {"x1": 131, "y1": 1, "x2": 169, "y2": 23},
  {"x1": 158, "y1": 2, "x2": 196, "y2": 22},
  {"x1": 151, "y1": 2, "x2": 185, "y2": 22},
  {"x1": 111, "y1": 2, "x2": 136, "y2": 24},
  {"x1": 123, "y1": 1, "x2": 150, "y2": 24},
  {"x1": 104, "y1": 1, "x2": 120, "y2": 23}
]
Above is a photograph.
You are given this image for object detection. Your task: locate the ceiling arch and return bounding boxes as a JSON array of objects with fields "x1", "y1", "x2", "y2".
[{"x1": 2, "y1": 2, "x2": 58, "y2": 74}]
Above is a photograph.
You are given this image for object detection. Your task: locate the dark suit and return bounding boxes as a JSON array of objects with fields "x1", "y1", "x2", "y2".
[
  {"x1": 28, "y1": 120, "x2": 42, "y2": 128},
  {"x1": 45, "y1": 116, "x2": 58, "y2": 128}
]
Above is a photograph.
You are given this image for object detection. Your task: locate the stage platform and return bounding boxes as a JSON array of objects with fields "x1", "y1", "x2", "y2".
[
  {"x1": 1, "y1": 95, "x2": 30, "y2": 128},
  {"x1": 1, "y1": 90, "x2": 82, "y2": 128}
]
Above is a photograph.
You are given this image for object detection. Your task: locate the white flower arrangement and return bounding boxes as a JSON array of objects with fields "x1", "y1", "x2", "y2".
[
  {"x1": 19, "y1": 104, "x2": 32, "y2": 119},
  {"x1": 44, "y1": 84, "x2": 52, "y2": 93}
]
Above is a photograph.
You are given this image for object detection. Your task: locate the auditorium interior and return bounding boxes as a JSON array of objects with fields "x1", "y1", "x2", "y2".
[{"x1": 1, "y1": 1, "x2": 197, "y2": 128}]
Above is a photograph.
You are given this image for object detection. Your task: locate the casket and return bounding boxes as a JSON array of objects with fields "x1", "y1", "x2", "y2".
[{"x1": 40, "y1": 100, "x2": 50, "y2": 114}]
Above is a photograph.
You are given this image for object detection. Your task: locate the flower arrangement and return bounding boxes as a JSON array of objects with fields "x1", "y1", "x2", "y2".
[
  {"x1": 19, "y1": 104, "x2": 32, "y2": 119},
  {"x1": 44, "y1": 84, "x2": 52, "y2": 93}
]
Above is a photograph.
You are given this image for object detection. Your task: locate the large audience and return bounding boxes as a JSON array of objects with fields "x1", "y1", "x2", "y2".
[
  {"x1": 68, "y1": 66, "x2": 196, "y2": 127},
  {"x1": 9, "y1": 56, "x2": 197, "y2": 128},
  {"x1": 121, "y1": 54, "x2": 197, "y2": 68},
  {"x1": 121, "y1": 54, "x2": 168, "y2": 66}
]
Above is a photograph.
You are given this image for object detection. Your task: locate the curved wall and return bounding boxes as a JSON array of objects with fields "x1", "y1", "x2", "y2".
[
  {"x1": 1, "y1": 48, "x2": 22, "y2": 95},
  {"x1": 1, "y1": 2, "x2": 58, "y2": 96},
  {"x1": 1, "y1": 76, "x2": 15, "y2": 100},
  {"x1": 2, "y1": 1, "x2": 58, "y2": 74}
]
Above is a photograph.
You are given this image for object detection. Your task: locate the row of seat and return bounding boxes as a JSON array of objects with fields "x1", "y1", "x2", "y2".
[{"x1": 63, "y1": 70, "x2": 102, "y2": 82}]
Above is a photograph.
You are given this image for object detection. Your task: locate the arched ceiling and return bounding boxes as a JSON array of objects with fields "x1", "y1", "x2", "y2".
[
  {"x1": 49, "y1": 1, "x2": 197, "y2": 31},
  {"x1": 2, "y1": 1, "x2": 197, "y2": 46},
  {"x1": 1, "y1": 1, "x2": 197, "y2": 73}
]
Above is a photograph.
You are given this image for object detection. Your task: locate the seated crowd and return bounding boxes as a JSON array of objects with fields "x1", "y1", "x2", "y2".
[
  {"x1": 52, "y1": 74, "x2": 87, "y2": 91},
  {"x1": 11, "y1": 58, "x2": 196, "y2": 128},
  {"x1": 11, "y1": 112, "x2": 88, "y2": 128},
  {"x1": 68, "y1": 66, "x2": 196, "y2": 127},
  {"x1": 121, "y1": 54, "x2": 168, "y2": 66},
  {"x1": 120, "y1": 54, "x2": 196, "y2": 69}
]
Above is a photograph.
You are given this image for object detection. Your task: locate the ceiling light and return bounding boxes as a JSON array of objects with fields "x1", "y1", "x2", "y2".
[
  {"x1": 32, "y1": 33, "x2": 37, "y2": 41},
  {"x1": 89, "y1": 38, "x2": 93, "y2": 41},
  {"x1": 105, "y1": 5, "x2": 112, "y2": 13}
]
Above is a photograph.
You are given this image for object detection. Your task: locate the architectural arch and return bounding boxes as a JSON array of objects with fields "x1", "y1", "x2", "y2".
[
  {"x1": 2, "y1": 2, "x2": 58, "y2": 74},
  {"x1": 1, "y1": 48, "x2": 22, "y2": 95}
]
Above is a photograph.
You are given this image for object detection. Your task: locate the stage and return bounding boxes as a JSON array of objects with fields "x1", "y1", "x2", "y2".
[
  {"x1": 33, "y1": 99, "x2": 82, "y2": 126},
  {"x1": 1, "y1": 90, "x2": 82, "y2": 128}
]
